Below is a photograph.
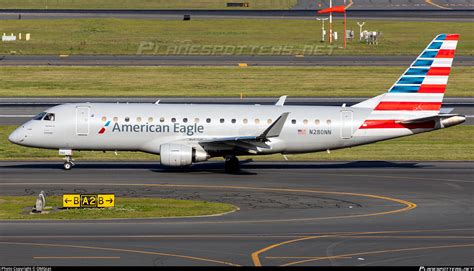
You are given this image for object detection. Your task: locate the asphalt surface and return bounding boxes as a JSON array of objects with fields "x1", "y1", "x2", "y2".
[
  {"x1": 0, "y1": 9, "x2": 473, "y2": 21},
  {"x1": 1, "y1": 55, "x2": 473, "y2": 67},
  {"x1": 0, "y1": 161, "x2": 473, "y2": 266},
  {"x1": 1, "y1": 97, "x2": 473, "y2": 125}
]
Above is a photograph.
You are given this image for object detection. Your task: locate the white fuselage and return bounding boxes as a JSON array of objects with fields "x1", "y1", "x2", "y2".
[{"x1": 9, "y1": 102, "x2": 434, "y2": 158}]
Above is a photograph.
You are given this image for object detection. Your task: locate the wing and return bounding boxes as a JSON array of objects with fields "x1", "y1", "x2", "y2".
[{"x1": 196, "y1": 112, "x2": 290, "y2": 154}]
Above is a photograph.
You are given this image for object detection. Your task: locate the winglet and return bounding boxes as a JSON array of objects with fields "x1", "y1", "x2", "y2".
[
  {"x1": 258, "y1": 112, "x2": 290, "y2": 140},
  {"x1": 275, "y1": 96, "x2": 287, "y2": 106}
]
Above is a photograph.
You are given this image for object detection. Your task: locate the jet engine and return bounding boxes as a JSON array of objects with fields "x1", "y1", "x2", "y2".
[{"x1": 160, "y1": 143, "x2": 209, "y2": 167}]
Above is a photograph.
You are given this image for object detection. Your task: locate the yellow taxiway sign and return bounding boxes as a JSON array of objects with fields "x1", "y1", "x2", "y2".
[{"x1": 62, "y1": 194, "x2": 115, "y2": 208}]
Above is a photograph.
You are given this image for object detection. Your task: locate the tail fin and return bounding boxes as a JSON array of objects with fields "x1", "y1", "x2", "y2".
[{"x1": 353, "y1": 34, "x2": 459, "y2": 118}]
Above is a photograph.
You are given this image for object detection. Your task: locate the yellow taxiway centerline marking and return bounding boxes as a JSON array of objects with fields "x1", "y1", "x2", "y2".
[
  {"x1": 316, "y1": 173, "x2": 472, "y2": 184},
  {"x1": 250, "y1": 227, "x2": 474, "y2": 266},
  {"x1": 34, "y1": 256, "x2": 120, "y2": 259},
  {"x1": 0, "y1": 241, "x2": 240, "y2": 266},
  {"x1": 282, "y1": 243, "x2": 474, "y2": 266},
  {"x1": 3, "y1": 231, "x2": 472, "y2": 240},
  {"x1": 267, "y1": 256, "x2": 352, "y2": 259},
  {"x1": 425, "y1": 0, "x2": 451, "y2": 9}
]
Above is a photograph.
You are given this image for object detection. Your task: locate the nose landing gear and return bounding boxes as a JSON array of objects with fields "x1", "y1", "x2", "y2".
[
  {"x1": 59, "y1": 149, "x2": 75, "y2": 170},
  {"x1": 63, "y1": 155, "x2": 75, "y2": 170}
]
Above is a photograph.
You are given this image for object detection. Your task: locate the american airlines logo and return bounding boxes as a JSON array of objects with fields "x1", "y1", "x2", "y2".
[
  {"x1": 99, "y1": 122, "x2": 205, "y2": 136},
  {"x1": 98, "y1": 121, "x2": 111, "y2": 134}
]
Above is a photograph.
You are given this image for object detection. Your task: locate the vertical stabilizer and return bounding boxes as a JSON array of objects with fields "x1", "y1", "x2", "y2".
[{"x1": 353, "y1": 34, "x2": 459, "y2": 129}]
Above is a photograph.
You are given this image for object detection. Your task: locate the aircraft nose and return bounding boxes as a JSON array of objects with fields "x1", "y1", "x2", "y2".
[{"x1": 8, "y1": 127, "x2": 25, "y2": 144}]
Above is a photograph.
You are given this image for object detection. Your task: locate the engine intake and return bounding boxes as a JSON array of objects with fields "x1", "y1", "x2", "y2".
[{"x1": 160, "y1": 143, "x2": 208, "y2": 167}]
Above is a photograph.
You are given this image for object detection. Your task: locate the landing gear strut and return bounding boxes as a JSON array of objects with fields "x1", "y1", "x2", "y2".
[
  {"x1": 224, "y1": 155, "x2": 240, "y2": 174},
  {"x1": 63, "y1": 155, "x2": 75, "y2": 170}
]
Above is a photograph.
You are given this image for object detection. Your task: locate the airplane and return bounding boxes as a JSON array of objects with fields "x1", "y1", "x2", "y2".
[{"x1": 8, "y1": 34, "x2": 465, "y2": 173}]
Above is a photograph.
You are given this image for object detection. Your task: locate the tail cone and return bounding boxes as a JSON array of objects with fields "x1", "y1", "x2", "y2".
[{"x1": 441, "y1": 115, "x2": 465, "y2": 128}]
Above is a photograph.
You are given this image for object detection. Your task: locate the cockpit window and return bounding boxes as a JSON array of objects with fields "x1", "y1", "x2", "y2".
[
  {"x1": 32, "y1": 112, "x2": 47, "y2": 120},
  {"x1": 43, "y1": 113, "x2": 55, "y2": 121}
]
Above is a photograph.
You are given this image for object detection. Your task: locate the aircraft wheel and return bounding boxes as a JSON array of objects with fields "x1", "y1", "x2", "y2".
[
  {"x1": 63, "y1": 162, "x2": 73, "y2": 170},
  {"x1": 225, "y1": 156, "x2": 240, "y2": 174}
]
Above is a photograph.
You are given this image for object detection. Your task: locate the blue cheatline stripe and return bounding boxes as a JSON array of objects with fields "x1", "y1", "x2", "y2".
[
  {"x1": 420, "y1": 51, "x2": 438, "y2": 58},
  {"x1": 105, "y1": 121, "x2": 111, "y2": 127},
  {"x1": 404, "y1": 68, "x2": 429, "y2": 76},
  {"x1": 413, "y1": 59, "x2": 433, "y2": 67},
  {"x1": 389, "y1": 85, "x2": 420, "y2": 93},
  {"x1": 436, "y1": 34, "x2": 447, "y2": 41},
  {"x1": 428, "y1": 42, "x2": 442, "y2": 49},
  {"x1": 397, "y1": 77, "x2": 425, "y2": 84}
]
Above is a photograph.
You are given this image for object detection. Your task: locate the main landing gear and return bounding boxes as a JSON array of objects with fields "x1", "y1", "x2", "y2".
[{"x1": 224, "y1": 155, "x2": 240, "y2": 174}]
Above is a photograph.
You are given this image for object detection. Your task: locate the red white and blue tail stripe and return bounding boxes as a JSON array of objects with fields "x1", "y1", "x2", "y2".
[{"x1": 354, "y1": 34, "x2": 458, "y2": 132}]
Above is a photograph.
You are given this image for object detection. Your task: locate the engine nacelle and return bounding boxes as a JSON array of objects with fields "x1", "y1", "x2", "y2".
[{"x1": 160, "y1": 143, "x2": 208, "y2": 167}]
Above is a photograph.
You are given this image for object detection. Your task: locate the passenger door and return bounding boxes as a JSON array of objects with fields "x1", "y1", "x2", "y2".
[
  {"x1": 340, "y1": 110, "x2": 353, "y2": 139},
  {"x1": 76, "y1": 106, "x2": 90, "y2": 136}
]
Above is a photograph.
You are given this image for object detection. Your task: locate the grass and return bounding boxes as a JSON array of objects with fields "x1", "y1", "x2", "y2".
[
  {"x1": 0, "y1": 18, "x2": 472, "y2": 55},
  {"x1": 0, "y1": 66, "x2": 472, "y2": 97},
  {"x1": 0, "y1": 196, "x2": 237, "y2": 220},
  {"x1": 0, "y1": 0, "x2": 298, "y2": 9},
  {"x1": 2, "y1": 125, "x2": 473, "y2": 161}
]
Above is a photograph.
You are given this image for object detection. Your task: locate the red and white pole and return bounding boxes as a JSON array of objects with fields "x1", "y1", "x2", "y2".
[
  {"x1": 343, "y1": 0, "x2": 347, "y2": 49},
  {"x1": 329, "y1": 0, "x2": 333, "y2": 44},
  {"x1": 344, "y1": 10, "x2": 347, "y2": 48}
]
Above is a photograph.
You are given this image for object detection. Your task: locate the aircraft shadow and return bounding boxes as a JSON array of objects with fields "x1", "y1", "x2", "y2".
[{"x1": 2, "y1": 160, "x2": 427, "y2": 175}]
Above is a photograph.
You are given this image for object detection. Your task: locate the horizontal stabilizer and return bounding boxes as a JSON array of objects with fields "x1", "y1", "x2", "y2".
[{"x1": 397, "y1": 114, "x2": 465, "y2": 127}]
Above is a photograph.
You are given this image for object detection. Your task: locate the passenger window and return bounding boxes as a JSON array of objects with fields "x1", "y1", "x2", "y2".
[
  {"x1": 303, "y1": 119, "x2": 308, "y2": 125},
  {"x1": 137, "y1": 117, "x2": 142, "y2": 122},
  {"x1": 32, "y1": 112, "x2": 47, "y2": 121},
  {"x1": 220, "y1": 118, "x2": 225, "y2": 123},
  {"x1": 160, "y1": 117, "x2": 165, "y2": 122},
  {"x1": 231, "y1": 119, "x2": 236, "y2": 124},
  {"x1": 171, "y1": 118, "x2": 176, "y2": 123},
  {"x1": 291, "y1": 119, "x2": 296, "y2": 124},
  {"x1": 255, "y1": 119, "x2": 260, "y2": 124},
  {"x1": 267, "y1": 119, "x2": 272, "y2": 124},
  {"x1": 101, "y1": 116, "x2": 107, "y2": 122},
  {"x1": 315, "y1": 119, "x2": 320, "y2": 125},
  {"x1": 206, "y1": 118, "x2": 211, "y2": 123},
  {"x1": 183, "y1": 118, "x2": 188, "y2": 123},
  {"x1": 43, "y1": 113, "x2": 55, "y2": 121},
  {"x1": 125, "y1": 117, "x2": 130, "y2": 122},
  {"x1": 327, "y1": 119, "x2": 332, "y2": 125},
  {"x1": 194, "y1": 118, "x2": 200, "y2": 123},
  {"x1": 148, "y1": 117, "x2": 153, "y2": 122},
  {"x1": 243, "y1": 118, "x2": 248, "y2": 124},
  {"x1": 113, "y1": 117, "x2": 118, "y2": 122}
]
